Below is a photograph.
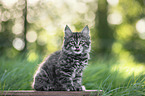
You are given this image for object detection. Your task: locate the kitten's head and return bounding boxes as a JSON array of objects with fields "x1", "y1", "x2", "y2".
[{"x1": 63, "y1": 25, "x2": 91, "y2": 55}]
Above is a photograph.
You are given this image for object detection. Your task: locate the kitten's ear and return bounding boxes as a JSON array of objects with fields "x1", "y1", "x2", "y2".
[
  {"x1": 64, "y1": 25, "x2": 72, "y2": 37},
  {"x1": 81, "y1": 25, "x2": 90, "y2": 36}
]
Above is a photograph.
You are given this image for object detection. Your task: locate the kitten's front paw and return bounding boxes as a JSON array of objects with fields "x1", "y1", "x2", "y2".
[
  {"x1": 67, "y1": 86, "x2": 76, "y2": 91},
  {"x1": 76, "y1": 86, "x2": 82, "y2": 91},
  {"x1": 44, "y1": 85, "x2": 55, "y2": 91},
  {"x1": 81, "y1": 85, "x2": 86, "y2": 91}
]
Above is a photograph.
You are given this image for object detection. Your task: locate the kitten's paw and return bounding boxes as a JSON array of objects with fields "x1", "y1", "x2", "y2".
[
  {"x1": 67, "y1": 86, "x2": 76, "y2": 91},
  {"x1": 44, "y1": 85, "x2": 55, "y2": 91},
  {"x1": 74, "y1": 85, "x2": 85, "y2": 91},
  {"x1": 76, "y1": 87, "x2": 83, "y2": 91},
  {"x1": 81, "y1": 85, "x2": 86, "y2": 91}
]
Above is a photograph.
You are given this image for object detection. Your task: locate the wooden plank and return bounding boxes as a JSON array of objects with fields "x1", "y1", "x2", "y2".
[{"x1": 0, "y1": 90, "x2": 102, "y2": 96}]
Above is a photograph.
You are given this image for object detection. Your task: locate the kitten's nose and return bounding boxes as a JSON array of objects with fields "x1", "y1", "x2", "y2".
[
  {"x1": 75, "y1": 44, "x2": 80, "y2": 51},
  {"x1": 75, "y1": 44, "x2": 79, "y2": 48}
]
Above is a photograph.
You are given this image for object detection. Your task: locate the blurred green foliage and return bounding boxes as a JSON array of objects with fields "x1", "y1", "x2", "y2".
[
  {"x1": 0, "y1": 0, "x2": 145, "y2": 94},
  {"x1": 0, "y1": 0, "x2": 144, "y2": 63},
  {"x1": 0, "y1": 0, "x2": 145, "y2": 62}
]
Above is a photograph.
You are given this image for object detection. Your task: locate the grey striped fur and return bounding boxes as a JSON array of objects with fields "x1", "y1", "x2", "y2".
[{"x1": 32, "y1": 25, "x2": 91, "y2": 91}]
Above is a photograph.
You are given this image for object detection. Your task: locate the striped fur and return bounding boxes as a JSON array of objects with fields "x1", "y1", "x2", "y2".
[{"x1": 32, "y1": 25, "x2": 91, "y2": 91}]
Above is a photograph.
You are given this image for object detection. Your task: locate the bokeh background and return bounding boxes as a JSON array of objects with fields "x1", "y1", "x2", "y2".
[{"x1": 0, "y1": 0, "x2": 145, "y2": 95}]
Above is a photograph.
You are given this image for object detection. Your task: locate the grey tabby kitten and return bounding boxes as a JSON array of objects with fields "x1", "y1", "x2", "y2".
[{"x1": 32, "y1": 25, "x2": 91, "y2": 91}]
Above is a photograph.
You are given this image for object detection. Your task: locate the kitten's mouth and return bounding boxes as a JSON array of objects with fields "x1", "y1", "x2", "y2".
[{"x1": 75, "y1": 48, "x2": 80, "y2": 52}]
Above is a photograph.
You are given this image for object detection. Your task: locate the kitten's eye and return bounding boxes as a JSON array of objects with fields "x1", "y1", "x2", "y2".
[
  {"x1": 80, "y1": 40, "x2": 85, "y2": 44},
  {"x1": 70, "y1": 41, "x2": 75, "y2": 44}
]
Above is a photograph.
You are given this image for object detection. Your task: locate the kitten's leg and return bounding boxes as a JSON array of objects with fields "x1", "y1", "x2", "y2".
[
  {"x1": 73, "y1": 59, "x2": 88, "y2": 91},
  {"x1": 33, "y1": 68, "x2": 54, "y2": 91},
  {"x1": 56, "y1": 69, "x2": 75, "y2": 91},
  {"x1": 73, "y1": 70, "x2": 83, "y2": 91}
]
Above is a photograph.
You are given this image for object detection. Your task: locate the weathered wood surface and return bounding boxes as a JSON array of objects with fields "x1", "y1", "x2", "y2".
[{"x1": 0, "y1": 90, "x2": 102, "y2": 96}]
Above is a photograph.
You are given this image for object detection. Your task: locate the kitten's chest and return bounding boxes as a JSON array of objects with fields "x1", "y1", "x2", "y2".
[
  {"x1": 59, "y1": 54, "x2": 88, "y2": 73},
  {"x1": 67, "y1": 56, "x2": 88, "y2": 68},
  {"x1": 68, "y1": 57, "x2": 88, "y2": 75}
]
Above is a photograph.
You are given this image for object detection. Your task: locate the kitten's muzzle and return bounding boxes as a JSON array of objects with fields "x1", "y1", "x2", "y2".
[
  {"x1": 75, "y1": 44, "x2": 80, "y2": 51},
  {"x1": 75, "y1": 48, "x2": 80, "y2": 51}
]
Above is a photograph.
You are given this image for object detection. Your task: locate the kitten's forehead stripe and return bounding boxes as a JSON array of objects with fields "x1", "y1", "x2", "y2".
[{"x1": 72, "y1": 32, "x2": 82, "y2": 43}]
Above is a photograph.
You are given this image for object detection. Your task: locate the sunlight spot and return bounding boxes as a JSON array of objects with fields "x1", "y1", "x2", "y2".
[
  {"x1": 45, "y1": 26, "x2": 57, "y2": 36},
  {"x1": 13, "y1": 11, "x2": 23, "y2": 18},
  {"x1": 76, "y1": 2, "x2": 88, "y2": 14},
  {"x1": 46, "y1": 38, "x2": 58, "y2": 52},
  {"x1": 15, "y1": 18, "x2": 24, "y2": 25},
  {"x1": 111, "y1": 49, "x2": 145, "y2": 78},
  {"x1": 85, "y1": 11, "x2": 95, "y2": 22},
  {"x1": 27, "y1": 0, "x2": 39, "y2": 5},
  {"x1": 139, "y1": 33, "x2": 145, "y2": 39},
  {"x1": 1, "y1": 11, "x2": 11, "y2": 21},
  {"x1": 107, "y1": 12, "x2": 122, "y2": 25},
  {"x1": 136, "y1": 18, "x2": 145, "y2": 39},
  {"x1": 26, "y1": 31, "x2": 37, "y2": 43},
  {"x1": 116, "y1": 24, "x2": 133, "y2": 40},
  {"x1": 136, "y1": 19, "x2": 145, "y2": 33},
  {"x1": 1, "y1": 0, "x2": 18, "y2": 8},
  {"x1": 119, "y1": 50, "x2": 133, "y2": 63},
  {"x1": 12, "y1": 23, "x2": 23, "y2": 35},
  {"x1": 112, "y1": 42, "x2": 122, "y2": 54},
  {"x1": 107, "y1": 0, "x2": 119, "y2": 6},
  {"x1": 27, "y1": 51, "x2": 38, "y2": 62},
  {"x1": 13, "y1": 38, "x2": 25, "y2": 51},
  {"x1": 27, "y1": 8, "x2": 37, "y2": 23},
  {"x1": 37, "y1": 35, "x2": 48, "y2": 46},
  {"x1": 112, "y1": 62, "x2": 145, "y2": 78}
]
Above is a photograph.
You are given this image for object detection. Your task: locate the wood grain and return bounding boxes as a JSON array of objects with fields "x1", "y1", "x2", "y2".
[{"x1": 0, "y1": 90, "x2": 102, "y2": 96}]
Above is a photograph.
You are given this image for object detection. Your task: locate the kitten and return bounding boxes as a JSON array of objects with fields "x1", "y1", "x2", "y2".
[{"x1": 32, "y1": 25, "x2": 91, "y2": 91}]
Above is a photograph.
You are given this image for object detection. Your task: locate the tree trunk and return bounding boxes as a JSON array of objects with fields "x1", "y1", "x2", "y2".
[
  {"x1": 23, "y1": 0, "x2": 27, "y2": 52},
  {"x1": 94, "y1": 0, "x2": 114, "y2": 56}
]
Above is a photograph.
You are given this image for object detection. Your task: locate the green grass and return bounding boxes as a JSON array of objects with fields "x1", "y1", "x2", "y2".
[
  {"x1": 83, "y1": 60, "x2": 145, "y2": 96},
  {"x1": 0, "y1": 54, "x2": 145, "y2": 96},
  {"x1": 0, "y1": 54, "x2": 43, "y2": 90}
]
